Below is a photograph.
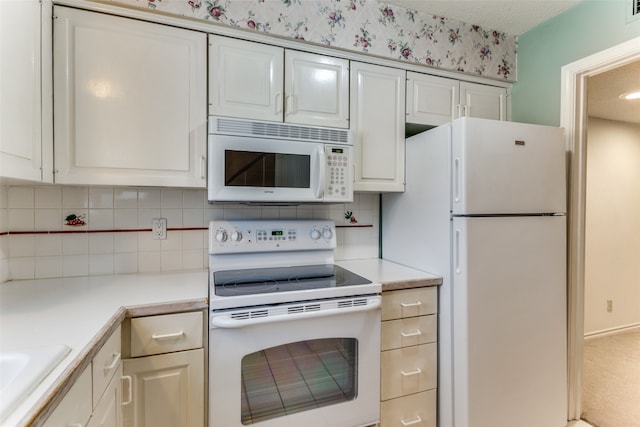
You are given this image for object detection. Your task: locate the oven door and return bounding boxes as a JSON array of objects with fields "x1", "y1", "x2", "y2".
[{"x1": 209, "y1": 296, "x2": 381, "y2": 427}]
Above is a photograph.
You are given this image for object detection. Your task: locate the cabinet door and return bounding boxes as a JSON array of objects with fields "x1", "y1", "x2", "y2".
[
  {"x1": 43, "y1": 366, "x2": 93, "y2": 427},
  {"x1": 284, "y1": 50, "x2": 349, "y2": 128},
  {"x1": 208, "y1": 35, "x2": 284, "y2": 122},
  {"x1": 123, "y1": 349, "x2": 204, "y2": 427},
  {"x1": 53, "y1": 6, "x2": 207, "y2": 187},
  {"x1": 406, "y1": 72, "x2": 458, "y2": 126},
  {"x1": 0, "y1": 0, "x2": 53, "y2": 182},
  {"x1": 88, "y1": 364, "x2": 124, "y2": 427},
  {"x1": 459, "y1": 81, "x2": 508, "y2": 120},
  {"x1": 350, "y1": 62, "x2": 405, "y2": 192}
]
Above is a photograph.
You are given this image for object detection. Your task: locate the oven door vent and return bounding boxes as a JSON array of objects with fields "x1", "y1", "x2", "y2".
[
  {"x1": 288, "y1": 303, "x2": 321, "y2": 314},
  {"x1": 338, "y1": 298, "x2": 368, "y2": 308},
  {"x1": 230, "y1": 309, "x2": 269, "y2": 320}
]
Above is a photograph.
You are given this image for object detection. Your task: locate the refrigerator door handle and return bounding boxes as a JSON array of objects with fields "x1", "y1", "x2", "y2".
[
  {"x1": 454, "y1": 157, "x2": 461, "y2": 204},
  {"x1": 454, "y1": 228, "x2": 461, "y2": 274}
]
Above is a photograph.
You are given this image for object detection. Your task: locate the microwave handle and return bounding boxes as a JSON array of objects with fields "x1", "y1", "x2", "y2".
[{"x1": 315, "y1": 146, "x2": 325, "y2": 199}]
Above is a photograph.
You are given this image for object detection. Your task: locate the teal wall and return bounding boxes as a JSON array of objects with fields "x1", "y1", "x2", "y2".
[{"x1": 512, "y1": 0, "x2": 640, "y2": 126}]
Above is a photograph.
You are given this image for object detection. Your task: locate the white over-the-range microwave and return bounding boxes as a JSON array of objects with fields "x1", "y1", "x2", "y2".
[{"x1": 208, "y1": 116, "x2": 353, "y2": 204}]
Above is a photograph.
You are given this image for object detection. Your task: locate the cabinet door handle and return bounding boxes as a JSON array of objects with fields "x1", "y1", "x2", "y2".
[
  {"x1": 200, "y1": 155, "x2": 206, "y2": 179},
  {"x1": 152, "y1": 330, "x2": 185, "y2": 341},
  {"x1": 400, "y1": 368, "x2": 422, "y2": 377},
  {"x1": 103, "y1": 352, "x2": 121, "y2": 372},
  {"x1": 400, "y1": 301, "x2": 422, "y2": 308},
  {"x1": 66, "y1": 424, "x2": 84, "y2": 427},
  {"x1": 462, "y1": 104, "x2": 469, "y2": 116},
  {"x1": 121, "y1": 375, "x2": 133, "y2": 406},
  {"x1": 401, "y1": 415, "x2": 423, "y2": 426},
  {"x1": 285, "y1": 94, "x2": 295, "y2": 115},
  {"x1": 400, "y1": 329, "x2": 422, "y2": 337},
  {"x1": 275, "y1": 92, "x2": 282, "y2": 113}
]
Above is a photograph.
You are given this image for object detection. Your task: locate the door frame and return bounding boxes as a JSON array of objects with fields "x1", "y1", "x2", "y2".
[{"x1": 561, "y1": 36, "x2": 640, "y2": 421}]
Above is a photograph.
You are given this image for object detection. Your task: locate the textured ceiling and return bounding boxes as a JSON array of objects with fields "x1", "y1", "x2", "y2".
[
  {"x1": 382, "y1": 0, "x2": 581, "y2": 35},
  {"x1": 588, "y1": 60, "x2": 640, "y2": 125}
]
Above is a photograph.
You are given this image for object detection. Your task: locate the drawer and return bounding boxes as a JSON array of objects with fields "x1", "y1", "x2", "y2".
[
  {"x1": 92, "y1": 325, "x2": 122, "y2": 408},
  {"x1": 381, "y1": 314, "x2": 436, "y2": 351},
  {"x1": 381, "y1": 342, "x2": 437, "y2": 401},
  {"x1": 380, "y1": 389, "x2": 436, "y2": 427},
  {"x1": 130, "y1": 311, "x2": 203, "y2": 357},
  {"x1": 381, "y1": 287, "x2": 437, "y2": 321}
]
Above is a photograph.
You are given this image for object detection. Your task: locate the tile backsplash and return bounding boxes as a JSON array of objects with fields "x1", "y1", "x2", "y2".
[{"x1": 0, "y1": 185, "x2": 379, "y2": 283}]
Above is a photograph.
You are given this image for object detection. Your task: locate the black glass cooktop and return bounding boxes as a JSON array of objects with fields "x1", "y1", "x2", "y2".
[{"x1": 213, "y1": 264, "x2": 372, "y2": 296}]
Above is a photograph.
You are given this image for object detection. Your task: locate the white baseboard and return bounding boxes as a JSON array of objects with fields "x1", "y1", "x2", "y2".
[
  {"x1": 567, "y1": 420, "x2": 594, "y2": 427},
  {"x1": 584, "y1": 322, "x2": 640, "y2": 339}
]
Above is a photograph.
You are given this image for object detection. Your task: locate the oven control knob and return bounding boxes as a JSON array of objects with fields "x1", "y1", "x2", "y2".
[
  {"x1": 310, "y1": 229, "x2": 321, "y2": 240},
  {"x1": 230, "y1": 230, "x2": 242, "y2": 242},
  {"x1": 322, "y1": 228, "x2": 333, "y2": 240},
  {"x1": 215, "y1": 229, "x2": 228, "y2": 243}
]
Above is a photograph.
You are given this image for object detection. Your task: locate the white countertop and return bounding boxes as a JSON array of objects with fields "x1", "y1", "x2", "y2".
[
  {"x1": 0, "y1": 270, "x2": 208, "y2": 427},
  {"x1": 336, "y1": 258, "x2": 442, "y2": 290}
]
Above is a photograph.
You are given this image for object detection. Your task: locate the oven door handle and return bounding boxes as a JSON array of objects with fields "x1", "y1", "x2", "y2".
[{"x1": 210, "y1": 297, "x2": 381, "y2": 329}]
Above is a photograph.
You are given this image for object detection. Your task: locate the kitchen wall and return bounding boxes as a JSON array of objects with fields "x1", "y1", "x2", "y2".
[
  {"x1": 101, "y1": 0, "x2": 517, "y2": 81},
  {"x1": 0, "y1": 185, "x2": 379, "y2": 283},
  {"x1": 584, "y1": 118, "x2": 640, "y2": 335},
  {"x1": 512, "y1": 0, "x2": 640, "y2": 126}
]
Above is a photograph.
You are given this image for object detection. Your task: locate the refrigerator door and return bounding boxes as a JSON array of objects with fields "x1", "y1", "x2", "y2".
[
  {"x1": 452, "y1": 215, "x2": 567, "y2": 427},
  {"x1": 451, "y1": 117, "x2": 566, "y2": 215}
]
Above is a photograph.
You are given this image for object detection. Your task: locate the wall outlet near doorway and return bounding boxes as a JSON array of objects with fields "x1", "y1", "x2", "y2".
[
  {"x1": 606, "y1": 299, "x2": 613, "y2": 313},
  {"x1": 152, "y1": 218, "x2": 167, "y2": 240}
]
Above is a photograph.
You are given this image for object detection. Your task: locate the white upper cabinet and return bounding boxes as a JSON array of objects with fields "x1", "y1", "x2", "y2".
[
  {"x1": 351, "y1": 62, "x2": 406, "y2": 192},
  {"x1": 208, "y1": 35, "x2": 284, "y2": 122},
  {"x1": 0, "y1": 0, "x2": 53, "y2": 182},
  {"x1": 209, "y1": 35, "x2": 349, "y2": 128},
  {"x1": 406, "y1": 71, "x2": 509, "y2": 126},
  {"x1": 459, "y1": 81, "x2": 508, "y2": 120},
  {"x1": 284, "y1": 50, "x2": 349, "y2": 128},
  {"x1": 53, "y1": 6, "x2": 207, "y2": 187}
]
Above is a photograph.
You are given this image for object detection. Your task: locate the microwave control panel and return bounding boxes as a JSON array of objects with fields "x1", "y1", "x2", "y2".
[{"x1": 324, "y1": 145, "x2": 352, "y2": 202}]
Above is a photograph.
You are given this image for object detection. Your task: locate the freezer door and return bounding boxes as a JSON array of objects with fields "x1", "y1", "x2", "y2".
[
  {"x1": 451, "y1": 117, "x2": 566, "y2": 215},
  {"x1": 452, "y1": 215, "x2": 567, "y2": 427}
]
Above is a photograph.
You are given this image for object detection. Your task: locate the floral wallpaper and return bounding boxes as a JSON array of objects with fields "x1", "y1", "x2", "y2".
[{"x1": 102, "y1": 0, "x2": 517, "y2": 81}]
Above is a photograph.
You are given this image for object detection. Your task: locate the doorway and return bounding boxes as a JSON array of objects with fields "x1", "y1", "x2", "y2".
[{"x1": 561, "y1": 36, "x2": 640, "y2": 422}]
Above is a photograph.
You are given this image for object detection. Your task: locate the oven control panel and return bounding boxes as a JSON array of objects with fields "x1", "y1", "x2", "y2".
[{"x1": 209, "y1": 220, "x2": 336, "y2": 254}]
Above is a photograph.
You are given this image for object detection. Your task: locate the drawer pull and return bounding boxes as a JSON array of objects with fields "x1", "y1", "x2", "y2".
[
  {"x1": 401, "y1": 415, "x2": 422, "y2": 426},
  {"x1": 400, "y1": 368, "x2": 422, "y2": 377},
  {"x1": 400, "y1": 330, "x2": 423, "y2": 338},
  {"x1": 400, "y1": 301, "x2": 422, "y2": 308},
  {"x1": 152, "y1": 330, "x2": 185, "y2": 341},
  {"x1": 103, "y1": 352, "x2": 121, "y2": 372}
]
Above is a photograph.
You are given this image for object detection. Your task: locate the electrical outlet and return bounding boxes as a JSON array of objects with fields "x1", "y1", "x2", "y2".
[
  {"x1": 152, "y1": 218, "x2": 167, "y2": 240},
  {"x1": 607, "y1": 299, "x2": 613, "y2": 312}
]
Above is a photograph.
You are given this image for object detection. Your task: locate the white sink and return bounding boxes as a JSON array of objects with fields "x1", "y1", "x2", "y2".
[{"x1": 0, "y1": 344, "x2": 70, "y2": 421}]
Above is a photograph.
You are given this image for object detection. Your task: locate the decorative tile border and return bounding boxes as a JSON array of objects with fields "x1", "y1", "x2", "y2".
[{"x1": 102, "y1": 0, "x2": 517, "y2": 81}]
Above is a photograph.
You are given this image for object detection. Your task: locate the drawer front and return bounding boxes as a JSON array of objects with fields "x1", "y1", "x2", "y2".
[
  {"x1": 130, "y1": 311, "x2": 203, "y2": 357},
  {"x1": 381, "y1": 287, "x2": 437, "y2": 321},
  {"x1": 380, "y1": 389, "x2": 436, "y2": 427},
  {"x1": 381, "y1": 343, "x2": 437, "y2": 401},
  {"x1": 92, "y1": 325, "x2": 122, "y2": 408},
  {"x1": 381, "y1": 315, "x2": 436, "y2": 351}
]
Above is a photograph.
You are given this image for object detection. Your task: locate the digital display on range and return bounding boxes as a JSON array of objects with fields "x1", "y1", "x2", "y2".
[
  {"x1": 332, "y1": 148, "x2": 344, "y2": 154},
  {"x1": 271, "y1": 230, "x2": 284, "y2": 236}
]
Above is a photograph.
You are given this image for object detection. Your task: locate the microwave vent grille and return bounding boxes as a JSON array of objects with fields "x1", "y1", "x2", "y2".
[{"x1": 213, "y1": 117, "x2": 351, "y2": 144}]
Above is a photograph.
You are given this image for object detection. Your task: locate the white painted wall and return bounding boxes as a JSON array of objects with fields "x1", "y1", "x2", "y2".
[{"x1": 584, "y1": 117, "x2": 640, "y2": 335}]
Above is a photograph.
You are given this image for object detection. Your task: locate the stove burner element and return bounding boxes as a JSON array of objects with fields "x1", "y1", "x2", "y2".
[{"x1": 213, "y1": 264, "x2": 371, "y2": 297}]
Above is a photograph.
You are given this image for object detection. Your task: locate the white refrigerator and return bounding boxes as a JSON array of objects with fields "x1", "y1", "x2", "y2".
[{"x1": 382, "y1": 117, "x2": 567, "y2": 427}]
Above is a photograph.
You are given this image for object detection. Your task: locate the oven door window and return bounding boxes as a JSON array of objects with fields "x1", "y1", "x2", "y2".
[
  {"x1": 225, "y1": 150, "x2": 311, "y2": 188},
  {"x1": 240, "y1": 338, "x2": 357, "y2": 425}
]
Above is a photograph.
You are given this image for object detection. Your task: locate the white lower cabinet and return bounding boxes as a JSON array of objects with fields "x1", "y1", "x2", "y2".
[
  {"x1": 122, "y1": 311, "x2": 205, "y2": 427},
  {"x1": 44, "y1": 326, "x2": 123, "y2": 427},
  {"x1": 380, "y1": 287, "x2": 438, "y2": 427},
  {"x1": 42, "y1": 366, "x2": 93, "y2": 427},
  {"x1": 122, "y1": 349, "x2": 204, "y2": 427}
]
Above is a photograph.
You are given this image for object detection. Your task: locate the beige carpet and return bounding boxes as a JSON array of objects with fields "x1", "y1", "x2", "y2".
[{"x1": 581, "y1": 328, "x2": 640, "y2": 427}]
